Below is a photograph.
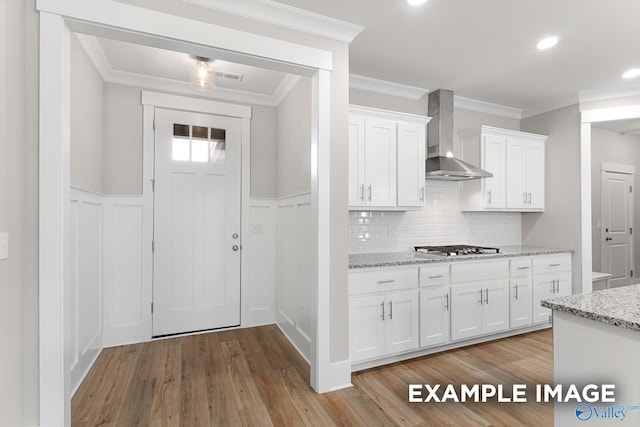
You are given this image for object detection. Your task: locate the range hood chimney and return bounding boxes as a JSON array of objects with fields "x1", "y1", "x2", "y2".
[{"x1": 426, "y1": 89, "x2": 492, "y2": 180}]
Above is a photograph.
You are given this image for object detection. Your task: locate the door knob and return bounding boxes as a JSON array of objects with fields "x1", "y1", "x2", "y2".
[
  {"x1": 232, "y1": 245, "x2": 239, "y2": 251},
  {"x1": 232, "y1": 233, "x2": 239, "y2": 239}
]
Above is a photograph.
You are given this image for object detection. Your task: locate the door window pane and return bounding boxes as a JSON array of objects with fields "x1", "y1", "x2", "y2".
[
  {"x1": 172, "y1": 123, "x2": 190, "y2": 161},
  {"x1": 210, "y1": 128, "x2": 226, "y2": 164},
  {"x1": 171, "y1": 123, "x2": 226, "y2": 163}
]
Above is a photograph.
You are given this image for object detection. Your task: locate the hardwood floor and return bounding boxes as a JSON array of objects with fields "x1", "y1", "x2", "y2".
[{"x1": 72, "y1": 325, "x2": 553, "y2": 426}]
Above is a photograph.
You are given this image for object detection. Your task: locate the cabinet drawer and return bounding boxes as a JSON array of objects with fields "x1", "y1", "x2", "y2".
[
  {"x1": 349, "y1": 268, "x2": 418, "y2": 296},
  {"x1": 450, "y1": 259, "x2": 509, "y2": 283},
  {"x1": 533, "y1": 254, "x2": 571, "y2": 275},
  {"x1": 419, "y1": 264, "x2": 450, "y2": 287},
  {"x1": 510, "y1": 258, "x2": 532, "y2": 277}
]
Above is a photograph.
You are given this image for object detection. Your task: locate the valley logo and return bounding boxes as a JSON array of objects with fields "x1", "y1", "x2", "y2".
[{"x1": 575, "y1": 403, "x2": 640, "y2": 422}]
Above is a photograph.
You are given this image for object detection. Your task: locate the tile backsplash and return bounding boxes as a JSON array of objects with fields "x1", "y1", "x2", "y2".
[{"x1": 349, "y1": 180, "x2": 521, "y2": 254}]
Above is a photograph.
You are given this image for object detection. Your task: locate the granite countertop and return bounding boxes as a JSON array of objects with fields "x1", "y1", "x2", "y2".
[
  {"x1": 348, "y1": 245, "x2": 573, "y2": 269},
  {"x1": 542, "y1": 285, "x2": 640, "y2": 331}
]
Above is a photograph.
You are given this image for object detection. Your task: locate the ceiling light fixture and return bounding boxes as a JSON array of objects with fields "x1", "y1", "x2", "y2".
[
  {"x1": 622, "y1": 69, "x2": 640, "y2": 79},
  {"x1": 190, "y1": 56, "x2": 216, "y2": 91},
  {"x1": 407, "y1": 0, "x2": 427, "y2": 5},
  {"x1": 536, "y1": 36, "x2": 559, "y2": 50}
]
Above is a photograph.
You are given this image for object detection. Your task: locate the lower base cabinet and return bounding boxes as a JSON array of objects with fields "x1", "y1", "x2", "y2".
[
  {"x1": 349, "y1": 290, "x2": 419, "y2": 363},
  {"x1": 532, "y1": 271, "x2": 571, "y2": 323},
  {"x1": 419, "y1": 286, "x2": 450, "y2": 348},
  {"x1": 450, "y1": 280, "x2": 509, "y2": 341},
  {"x1": 510, "y1": 276, "x2": 533, "y2": 328}
]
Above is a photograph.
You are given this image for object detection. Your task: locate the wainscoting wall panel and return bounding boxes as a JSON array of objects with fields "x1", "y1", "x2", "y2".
[
  {"x1": 276, "y1": 193, "x2": 313, "y2": 361},
  {"x1": 69, "y1": 188, "x2": 104, "y2": 394}
]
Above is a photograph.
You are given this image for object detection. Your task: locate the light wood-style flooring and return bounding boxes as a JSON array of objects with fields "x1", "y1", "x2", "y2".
[{"x1": 72, "y1": 325, "x2": 553, "y2": 426}]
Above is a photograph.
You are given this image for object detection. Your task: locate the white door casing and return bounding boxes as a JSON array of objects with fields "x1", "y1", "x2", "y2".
[
  {"x1": 153, "y1": 108, "x2": 241, "y2": 336},
  {"x1": 601, "y1": 170, "x2": 634, "y2": 288}
]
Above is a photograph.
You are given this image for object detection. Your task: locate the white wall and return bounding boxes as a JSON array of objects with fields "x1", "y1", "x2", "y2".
[
  {"x1": 590, "y1": 127, "x2": 640, "y2": 274},
  {"x1": 277, "y1": 76, "x2": 312, "y2": 198},
  {"x1": 71, "y1": 34, "x2": 104, "y2": 193},
  {"x1": 250, "y1": 105, "x2": 278, "y2": 199},
  {"x1": 349, "y1": 181, "x2": 522, "y2": 253},
  {"x1": 521, "y1": 104, "x2": 582, "y2": 293}
]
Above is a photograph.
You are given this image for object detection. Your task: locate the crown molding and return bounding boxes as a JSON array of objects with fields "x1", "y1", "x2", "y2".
[
  {"x1": 579, "y1": 83, "x2": 640, "y2": 105},
  {"x1": 349, "y1": 74, "x2": 429, "y2": 101},
  {"x1": 520, "y1": 95, "x2": 579, "y2": 119},
  {"x1": 453, "y1": 95, "x2": 522, "y2": 120},
  {"x1": 349, "y1": 105, "x2": 430, "y2": 125},
  {"x1": 75, "y1": 34, "x2": 297, "y2": 107},
  {"x1": 182, "y1": 0, "x2": 364, "y2": 44}
]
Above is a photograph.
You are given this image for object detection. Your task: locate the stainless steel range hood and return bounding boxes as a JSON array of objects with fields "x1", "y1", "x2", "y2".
[{"x1": 426, "y1": 89, "x2": 492, "y2": 180}]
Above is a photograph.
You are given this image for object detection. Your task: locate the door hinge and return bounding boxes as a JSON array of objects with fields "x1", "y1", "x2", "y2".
[
  {"x1": 631, "y1": 227, "x2": 633, "y2": 235},
  {"x1": 630, "y1": 186, "x2": 633, "y2": 193},
  {"x1": 153, "y1": 117, "x2": 156, "y2": 131},
  {"x1": 632, "y1": 270, "x2": 634, "y2": 278},
  {"x1": 150, "y1": 179, "x2": 155, "y2": 192},
  {"x1": 152, "y1": 241, "x2": 155, "y2": 252},
  {"x1": 151, "y1": 302, "x2": 154, "y2": 313}
]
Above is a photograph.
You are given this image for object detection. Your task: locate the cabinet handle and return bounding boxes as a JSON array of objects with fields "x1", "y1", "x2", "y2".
[
  {"x1": 554, "y1": 279, "x2": 560, "y2": 293},
  {"x1": 368, "y1": 185, "x2": 372, "y2": 201},
  {"x1": 517, "y1": 266, "x2": 530, "y2": 270},
  {"x1": 550, "y1": 280, "x2": 555, "y2": 293},
  {"x1": 360, "y1": 184, "x2": 365, "y2": 201},
  {"x1": 444, "y1": 293, "x2": 449, "y2": 310},
  {"x1": 388, "y1": 301, "x2": 393, "y2": 320},
  {"x1": 514, "y1": 284, "x2": 519, "y2": 300},
  {"x1": 429, "y1": 274, "x2": 445, "y2": 279},
  {"x1": 528, "y1": 192, "x2": 532, "y2": 204},
  {"x1": 381, "y1": 302, "x2": 385, "y2": 320},
  {"x1": 420, "y1": 186, "x2": 425, "y2": 202},
  {"x1": 523, "y1": 192, "x2": 527, "y2": 204},
  {"x1": 484, "y1": 288, "x2": 489, "y2": 305},
  {"x1": 478, "y1": 290, "x2": 484, "y2": 305},
  {"x1": 378, "y1": 279, "x2": 395, "y2": 284},
  {"x1": 549, "y1": 263, "x2": 561, "y2": 267},
  {"x1": 487, "y1": 190, "x2": 492, "y2": 205}
]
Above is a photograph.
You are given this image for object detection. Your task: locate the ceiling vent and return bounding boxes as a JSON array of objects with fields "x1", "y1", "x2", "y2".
[{"x1": 215, "y1": 71, "x2": 244, "y2": 82}]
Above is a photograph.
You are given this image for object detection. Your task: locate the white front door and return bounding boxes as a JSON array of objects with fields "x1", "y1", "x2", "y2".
[
  {"x1": 601, "y1": 170, "x2": 634, "y2": 288},
  {"x1": 153, "y1": 108, "x2": 241, "y2": 336}
]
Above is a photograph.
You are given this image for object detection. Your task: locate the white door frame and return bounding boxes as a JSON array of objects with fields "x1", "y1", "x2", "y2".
[
  {"x1": 38, "y1": 1, "x2": 338, "y2": 425},
  {"x1": 581, "y1": 104, "x2": 640, "y2": 294},
  {"x1": 600, "y1": 163, "x2": 635, "y2": 286}
]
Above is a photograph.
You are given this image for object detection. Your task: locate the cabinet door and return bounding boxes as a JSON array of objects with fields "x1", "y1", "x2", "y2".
[
  {"x1": 482, "y1": 279, "x2": 510, "y2": 334},
  {"x1": 348, "y1": 116, "x2": 366, "y2": 207},
  {"x1": 450, "y1": 283, "x2": 483, "y2": 341},
  {"x1": 385, "y1": 290, "x2": 419, "y2": 355},
  {"x1": 397, "y1": 122, "x2": 426, "y2": 207},
  {"x1": 420, "y1": 286, "x2": 450, "y2": 348},
  {"x1": 510, "y1": 277, "x2": 533, "y2": 328},
  {"x1": 505, "y1": 138, "x2": 527, "y2": 209},
  {"x1": 349, "y1": 294, "x2": 386, "y2": 362},
  {"x1": 481, "y1": 134, "x2": 506, "y2": 209},
  {"x1": 532, "y1": 274, "x2": 555, "y2": 324},
  {"x1": 554, "y1": 272, "x2": 572, "y2": 298},
  {"x1": 525, "y1": 140, "x2": 545, "y2": 209},
  {"x1": 365, "y1": 118, "x2": 397, "y2": 207}
]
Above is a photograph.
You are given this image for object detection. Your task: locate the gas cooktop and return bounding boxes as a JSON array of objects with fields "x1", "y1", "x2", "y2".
[{"x1": 414, "y1": 245, "x2": 500, "y2": 257}]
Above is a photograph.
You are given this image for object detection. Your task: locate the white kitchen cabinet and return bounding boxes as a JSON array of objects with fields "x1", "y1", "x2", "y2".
[
  {"x1": 451, "y1": 280, "x2": 509, "y2": 341},
  {"x1": 397, "y1": 122, "x2": 426, "y2": 207},
  {"x1": 461, "y1": 126, "x2": 547, "y2": 212},
  {"x1": 348, "y1": 105, "x2": 430, "y2": 210},
  {"x1": 506, "y1": 137, "x2": 545, "y2": 210},
  {"x1": 349, "y1": 290, "x2": 419, "y2": 362},
  {"x1": 532, "y1": 271, "x2": 571, "y2": 324},
  {"x1": 510, "y1": 276, "x2": 533, "y2": 328},
  {"x1": 419, "y1": 286, "x2": 450, "y2": 348}
]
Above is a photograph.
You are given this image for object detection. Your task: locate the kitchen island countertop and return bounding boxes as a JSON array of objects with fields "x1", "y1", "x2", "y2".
[
  {"x1": 542, "y1": 284, "x2": 640, "y2": 332},
  {"x1": 349, "y1": 245, "x2": 573, "y2": 269}
]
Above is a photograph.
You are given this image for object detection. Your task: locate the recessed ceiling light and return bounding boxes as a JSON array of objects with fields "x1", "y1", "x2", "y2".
[
  {"x1": 407, "y1": 0, "x2": 427, "y2": 5},
  {"x1": 536, "y1": 36, "x2": 558, "y2": 50},
  {"x1": 622, "y1": 69, "x2": 640, "y2": 79}
]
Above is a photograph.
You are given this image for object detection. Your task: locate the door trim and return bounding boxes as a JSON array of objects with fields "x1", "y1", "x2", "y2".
[{"x1": 38, "y1": 2, "x2": 338, "y2": 425}]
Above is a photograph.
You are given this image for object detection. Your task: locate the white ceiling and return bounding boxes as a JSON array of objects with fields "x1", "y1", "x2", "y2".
[
  {"x1": 87, "y1": 35, "x2": 290, "y2": 96},
  {"x1": 272, "y1": 0, "x2": 640, "y2": 111},
  {"x1": 593, "y1": 119, "x2": 640, "y2": 136}
]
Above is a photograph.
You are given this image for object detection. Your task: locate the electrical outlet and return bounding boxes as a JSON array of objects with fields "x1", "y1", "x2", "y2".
[
  {"x1": 251, "y1": 224, "x2": 263, "y2": 235},
  {"x1": 0, "y1": 232, "x2": 8, "y2": 260}
]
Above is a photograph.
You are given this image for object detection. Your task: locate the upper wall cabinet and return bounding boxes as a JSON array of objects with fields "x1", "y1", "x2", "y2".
[
  {"x1": 349, "y1": 105, "x2": 430, "y2": 210},
  {"x1": 460, "y1": 126, "x2": 547, "y2": 212}
]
